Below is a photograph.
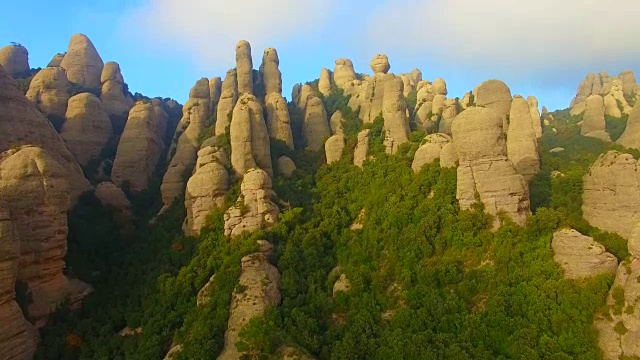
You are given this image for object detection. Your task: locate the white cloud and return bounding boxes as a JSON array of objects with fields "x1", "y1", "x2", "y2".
[
  {"x1": 365, "y1": 0, "x2": 640, "y2": 81},
  {"x1": 119, "y1": 0, "x2": 337, "y2": 68}
]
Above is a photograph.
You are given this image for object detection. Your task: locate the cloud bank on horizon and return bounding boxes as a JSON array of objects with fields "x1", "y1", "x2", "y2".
[{"x1": 120, "y1": 0, "x2": 640, "y2": 108}]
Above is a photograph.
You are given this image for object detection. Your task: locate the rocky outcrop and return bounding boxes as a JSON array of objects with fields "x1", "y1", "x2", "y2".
[
  {"x1": 183, "y1": 141, "x2": 229, "y2": 236},
  {"x1": 47, "y1": 54, "x2": 65, "y2": 67},
  {"x1": 0, "y1": 44, "x2": 29, "y2": 76},
  {"x1": 296, "y1": 84, "x2": 314, "y2": 111},
  {"x1": 0, "y1": 64, "x2": 89, "y2": 204},
  {"x1": 604, "y1": 93, "x2": 622, "y2": 118},
  {"x1": 260, "y1": 48, "x2": 282, "y2": 96},
  {"x1": 354, "y1": 129, "x2": 370, "y2": 168},
  {"x1": 411, "y1": 134, "x2": 452, "y2": 173},
  {"x1": 160, "y1": 78, "x2": 210, "y2": 209},
  {"x1": 432, "y1": 78, "x2": 447, "y2": 96},
  {"x1": 475, "y1": 80, "x2": 512, "y2": 129},
  {"x1": 595, "y1": 258, "x2": 640, "y2": 360},
  {"x1": 25, "y1": 67, "x2": 70, "y2": 119},
  {"x1": 0, "y1": 146, "x2": 89, "y2": 327},
  {"x1": 581, "y1": 95, "x2": 610, "y2": 141},
  {"x1": 452, "y1": 107, "x2": 530, "y2": 229},
  {"x1": 551, "y1": 229, "x2": 618, "y2": 279},
  {"x1": 333, "y1": 58, "x2": 357, "y2": 89},
  {"x1": 382, "y1": 76, "x2": 409, "y2": 154},
  {"x1": 276, "y1": 156, "x2": 296, "y2": 178},
  {"x1": 439, "y1": 98, "x2": 458, "y2": 135},
  {"x1": 224, "y1": 169, "x2": 279, "y2": 237},
  {"x1": 617, "y1": 102, "x2": 640, "y2": 150},
  {"x1": 94, "y1": 181, "x2": 131, "y2": 215},
  {"x1": 303, "y1": 95, "x2": 331, "y2": 151},
  {"x1": 60, "y1": 93, "x2": 113, "y2": 166},
  {"x1": 582, "y1": 151, "x2": 640, "y2": 240},
  {"x1": 0, "y1": 206, "x2": 38, "y2": 360},
  {"x1": 619, "y1": 70, "x2": 637, "y2": 97},
  {"x1": 100, "y1": 61, "x2": 133, "y2": 125},
  {"x1": 230, "y1": 94, "x2": 272, "y2": 177},
  {"x1": 506, "y1": 96, "x2": 540, "y2": 181},
  {"x1": 112, "y1": 102, "x2": 167, "y2": 192},
  {"x1": 570, "y1": 72, "x2": 633, "y2": 117},
  {"x1": 265, "y1": 93, "x2": 294, "y2": 149},
  {"x1": 59, "y1": 34, "x2": 104, "y2": 90},
  {"x1": 527, "y1": 96, "x2": 542, "y2": 138},
  {"x1": 325, "y1": 132, "x2": 345, "y2": 164},
  {"x1": 209, "y1": 76, "x2": 222, "y2": 116},
  {"x1": 439, "y1": 143, "x2": 457, "y2": 168},
  {"x1": 333, "y1": 273, "x2": 351, "y2": 297},
  {"x1": 236, "y1": 40, "x2": 253, "y2": 95},
  {"x1": 218, "y1": 240, "x2": 280, "y2": 360},
  {"x1": 216, "y1": 70, "x2": 238, "y2": 136},
  {"x1": 319, "y1": 67, "x2": 332, "y2": 96}
]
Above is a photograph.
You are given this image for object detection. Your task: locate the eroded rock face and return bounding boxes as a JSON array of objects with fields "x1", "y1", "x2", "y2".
[
  {"x1": 296, "y1": 84, "x2": 314, "y2": 111},
  {"x1": 354, "y1": 129, "x2": 370, "y2": 168},
  {"x1": 236, "y1": 40, "x2": 253, "y2": 95},
  {"x1": 224, "y1": 169, "x2": 279, "y2": 237},
  {"x1": 619, "y1": 70, "x2": 637, "y2": 97},
  {"x1": 581, "y1": 95, "x2": 609, "y2": 141},
  {"x1": 230, "y1": 94, "x2": 272, "y2": 177},
  {"x1": 452, "y1": 107, "x2": 530, "y2": 229},
  {"x1": 218, "y1": 241, "x2": 280, "y2": 360},
  {"x1": 59, "y1": 34, "x2": 104, "y2": 90},
  {"x1": 551, "y1": 229, "x2": 618, "y2": 279},
  {"x1": 439, "y1": 142, "x2": 458, "y2": 168},
  {"x1": 319, "y1": 67, "x2": 332, "y2": 96},
  {"x1": 276, "y1": 156, "x2": 296, "y2": 178},
  {"x1": 25, "y1": 67, "x2": 70, "y2": 119},
  {"x1": 265, "y1": 92, "x2": 294, "y2": 149},
  {"x1": 112, "y1": 102, "x2": 167, "y2": 192},
  {"x1": 216, "y1": 70, "x2": 238, "y2": 136},
  {"x1": 0, "y1": 206, "x2": 38, "y2": 360},
  {"x1": 325, "y1": 133, "x2": 345, "y2": 164},
  {"x1": 0, "y1": 146, "x2": 83, "y2": 327},
  {"x1": 382, "y1": 76, "x2": 409, "y2": 154},
  {"x1": 209, "y1": 76, "x2": 222, "y2": 116},
  {"x1": 370, "y1": 54, "x2": 390, "y2": 74},
  {"x1": 617, "y1": 102, "x2": 640, "y2": 150},
  {"x1": 0, "y1": 64, "x2": 89, "y2": 204},
  {"x1": 506, "y1": 96, "x2": 540, "y2": 181},
  {"x1": 60, "y1": 93, "x2": 113, "y2": 166},
  {"x1": 260, "y1": 48, "x2": 282, "y2": 96},
  {"x1": 583, "y1": 151, "x2": 640, "y2": 240},
  {"x1": 160, "y1": 78, "x2": 210, "y2": 209},
  {"x1": 475, "y1": 80, "x2": 512, "y2": 129},
  {"x1": 0, "y1": 44, "x2": 29, "y2": 76},
  {"x1": 411, "y1": 134, "x2": 452, "y2": 173},
  {"x1": 100, "y1": 61, "x2": 133, "y2": 124},
  {"x1": 527, "y1": 96, "x2": 542, "y2": 138},
  {"x1": 333, "y1": 58, "x2": 357, "y2": 89},
  {"x1": 94, "y1": 182, "x2": 131, "y2": 215},
  {"x1": 183, "y1": 144, "x2": 229, "y2": 236},
  {"x1": 433, "y1": 78, "x2": 447, "y2": 96},
  {"x1": 303, "y1": 95, "x2": 331, "y2": 151},
  {"x1": 595, "y1": 258, "x2": 640, "y2": 360},
  {"x1": 47, "y1": 53, "x2": 65, "y2": 67},
  {"x1": 439, "y1": 99, "x2": 458, "y2": 135}
]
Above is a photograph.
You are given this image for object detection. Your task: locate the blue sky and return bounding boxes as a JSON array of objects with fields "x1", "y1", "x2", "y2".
[{"x1": 3, "y1": 0, "x2": 640, "y2": 111}]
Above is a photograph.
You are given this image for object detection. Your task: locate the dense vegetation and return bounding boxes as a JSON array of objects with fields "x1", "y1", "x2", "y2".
[{"x1": 35, "y1": 91, "x2": 637, "y2": 359}]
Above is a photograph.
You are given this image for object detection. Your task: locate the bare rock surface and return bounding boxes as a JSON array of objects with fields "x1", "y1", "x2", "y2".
[
  {"x1": 59, "y1": 34, "x2": 104, "y2": 89},
  {"x1": 412, "y1": 133, "x2": 452, "y2": 173},
  {"x1": 25, "y1": 67, "x2": 70, "y2": 119},
  {"x1": 551, "y1": 229, "x2": 618, "y2": 279},
  {"x1": 333, "y1": 58, "x2": 357, "y2": 89},
  {"x1": 236, "y1": 40, "x2": 253, "y2": 95},
  {"x1": 0, "y1": 44, "x2": 29, "y2": 76},
  {"x1": 475, "y1": 80, "x2": 512, "y2": 128},
  {"x1": 276, "y1": 156, "x2": 296, "y2": 178},
  {"x1": 230, "y1": 94, "x2": 272, "y2": 177},
  {"x1": 265, "y1": 92, "x2": 294, "y2": 149},
  {"x1": 617, "y1": 102, "x2": 640, "y2": 150},
  {"x1": 216, "y1": 70, "x2": 238, "y2": 136},
  {"x1": 325, "y1": 134, "x2": 345, "y2": 164},
  {"x1": 260, "y1": 48, "x2": 282, "y2": 96},
  {"x1": 100, "y1": 61, "x2": 133, "y2": 120},
  {"x1": 318, "y1": 67, "x2": 332, "y2": 96},
  {"x1": 382, "y1": 76, "x2": 409, "y2": 154},
  {"x1": 506, "y1": 96, "x2": 540, "y2": 181},
  {"x1": 354, "y1": 129, "x2": 370, "y2": 168},
  {"x1": 224, "y1": 169, "x2": 279, "y2": 237},
  {"x1": 303, "y1": 95, "x2": 331, "y2": 151}
]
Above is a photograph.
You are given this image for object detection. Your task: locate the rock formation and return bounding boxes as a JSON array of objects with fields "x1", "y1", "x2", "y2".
[
  {"x1": 432, "y1": 78, "x2": 447, "y2": 96},
  {"x1": 411, "y1": 134, "x2": 452, "y2": 173},
  {"x1": 0, "y1": 64, "x2": 89, "y2": 204},
  {"x1": 582, "y1": 151, "x2": 640, "y2": 240},
  {"x1": 183, "y1": 140, "x2": 229, "y2": 236},
  {"x1": 452, "y1": 107, "x2": 530, "y2": 229},
  {"x1": 25, "y1": 66, "x2": 70, "y2": 119},
  {"x1": 333, "y1": 58, "x2": 357, "y2": 89},
  {"x1": 475, "y1": 80, "x2": 512, "y2": 129},
  {"x1": 59, "y1": 34, "x2": 104, "y2": 90},
  {"x1": 218, "y1": 240, "x2": 280, "y2": 359},
  {"x1": 216, "y1": 70, "x2": 238, "y2": 136},
  {"x1": 0, "y1": 146, "x2": 89, "y2": 327},
  {"x1": 439, "y1": 99, "x2": 458, "y2": 135},
  {"x1": 570, "y1": 71, "x2": 634, "y2": 117},
  {"x1": 581, "y1": 95, "x2": 610, "y2": 141},
  {"x1": 47, "y1": 53, "x2": 65, "y2": 67},
  {"x1": 223, "y1": 169, "x2": 279, "y2": 237},
  {"x1": 0, "y1": 44, "x2": 29, "y2": 76},
  {"x1": 551, "y1": 229, "x2": 618, "y2": 279},
  {"x1": 382, "y1": 76, "x2": 409, "y2": 154},
  {"x1": 236, "y1": 40, "x2": 253, "y2": 95},
  {"x1": 303, "y1": 95, "x2": 331, "y2": 151},
  {"x1": 94, "y1": 181, "x2": 131, "y2": 215},
  {"x1": 260, "y1": 48, "x2": 282, "y2": 96},
  {"x1": 209, "y1": 76, "x2": 222, "y2": 116},
  {"x1": 506, "y1": 96, "x2": 540, "y2": 181},
  {"x1": 276, "y1": 156, "x2": 296, "y2": 178},
  {"x1": 617, "y1": 102, "x2": 640, "y2": 150},
  {"x1": 439, "y1": 143, "x2": 458, "y2": 168},
  {"x1": 265, "y1": 93, "x2": 294, "y2": 149},
  {"x1": 296, "y1": 84, "x2": 314, "y2": 111},
  {"x1": 318, "y1": 67, "x2": 332, "y2": 96},
  {"x1": 354, "y1": 129, "x2": 370, "y2": 168},
  {"x1": 0, "y1": 205, "x2": 38, "y2": 360},
  {"x1": 160, "y1": 78, "x2": 210, "y2": 209},
  {"x1": 359, "y1": 55, "x2": 394, "y2": 123},
  {"x1": 112, "y1": 102, "x2": 167, "y2": 192},
  {"x1": 414, "y1": 82, "x2": 436, "y2": 132},
  {"x1": 60, "y1": 93, "x2": 113, "y2": 166},
  {"x1": 325, "y1": 132, "x2": 345, "y2": 164},
  {"x1": 100, "y1": 61, "x2": 133, "y2": 127},
  {"x1": 619, "y1": 70, "x2": 637, "y2": 97},
  {"x1": 230, "y1": 94, "x2": 272, "y2": 177},
  {"x1": 527, "y1": 96, "x2": 542, "y2": 138}
]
